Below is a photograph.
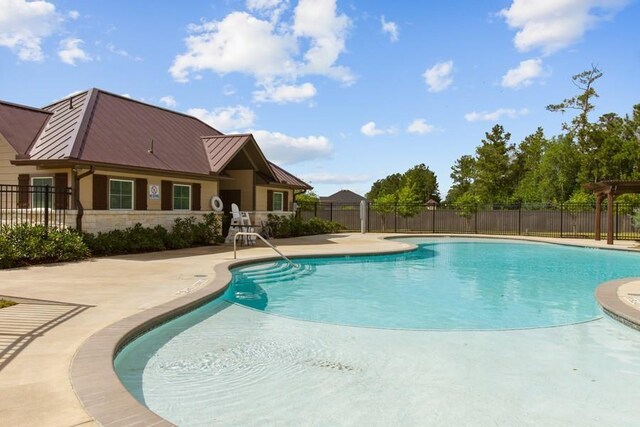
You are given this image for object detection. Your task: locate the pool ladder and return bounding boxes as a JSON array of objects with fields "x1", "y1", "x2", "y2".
[{"x1": 233, "y1": 232, "x2": 299, "y2": 268}]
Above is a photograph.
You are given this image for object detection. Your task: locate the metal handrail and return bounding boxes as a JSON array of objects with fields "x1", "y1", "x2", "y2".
[{"x1": 233, "y1": 232, "x2": 299, "y2": 268}]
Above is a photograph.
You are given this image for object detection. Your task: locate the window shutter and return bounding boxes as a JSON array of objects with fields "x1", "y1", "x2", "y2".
[
  {"x1": 283, "y1": 191, "x2": 289, "y2": 211},
  {"x1": 135, "y1": 178, "x2": 147, "y2": 210},
  {"x1": 161, "y1": 180, "x2": 172, "y2": 210},
  {"x1": 18, "y1": 174, "x2": 29, "y2": 208},
  {"x1": 192, "y1": 183, "x2": 201, "y2": 211},
  {"x1": 267, "y1": 190, "x2": 274, "y2": 211},
  {"x1": 92, "y1": 175, "x2": 108, "y2": 210},
  {"x1": 54, "y1": 173, "x2": 68, "y2": 209}
]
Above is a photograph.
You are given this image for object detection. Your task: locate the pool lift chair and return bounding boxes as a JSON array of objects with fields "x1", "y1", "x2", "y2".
[{"x1": 226, "y1": 203, "x2": 256, "y2": 245}]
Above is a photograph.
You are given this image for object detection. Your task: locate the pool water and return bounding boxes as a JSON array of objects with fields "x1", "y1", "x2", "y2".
[
  {"x1": 115, "y1": 238, "x2": 640, "y2": 426},
  {"x1": 227, "y1": 238, "x2": 640, "y2": 330}
]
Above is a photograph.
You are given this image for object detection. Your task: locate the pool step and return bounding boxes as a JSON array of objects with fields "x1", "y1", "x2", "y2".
[{"x1": 235, "y1": 263, "x2": 315, "y2": 285}]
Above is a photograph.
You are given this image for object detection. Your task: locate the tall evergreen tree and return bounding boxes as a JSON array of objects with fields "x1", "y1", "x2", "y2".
[{"x1": 473, "y1": 124, "x2": 515, "y2": 204}]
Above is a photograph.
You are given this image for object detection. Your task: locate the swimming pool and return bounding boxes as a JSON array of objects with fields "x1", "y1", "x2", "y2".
[{"x1": 115, "y1": 237, "x2": 640, "y2": 426}]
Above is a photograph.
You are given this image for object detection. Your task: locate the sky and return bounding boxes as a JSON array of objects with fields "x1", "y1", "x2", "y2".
[{"x1": 1, "y1": 0, "x2": 639, "y2": 198}]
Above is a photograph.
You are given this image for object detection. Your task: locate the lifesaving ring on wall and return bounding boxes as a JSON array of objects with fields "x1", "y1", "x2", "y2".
[{"x1": 210, "y1": 196, "x2": 223, "y2": 212}]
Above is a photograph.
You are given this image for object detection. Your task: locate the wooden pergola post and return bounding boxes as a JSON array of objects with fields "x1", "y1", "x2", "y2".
[
  {"x1": 594, "y1": 193, "x2": 603, "y2": 241},
  {"x1": 584, "y1": 180, "x2": 640, "y2": 245}
]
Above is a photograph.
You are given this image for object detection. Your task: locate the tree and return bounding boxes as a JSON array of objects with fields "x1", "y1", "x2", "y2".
[
  {"x1": 371, "y1": 193, "x2": 396, "y2": 231},
  {"x1": 402, "y1": 164, "x2": 440, "y2": 203},
  {"x1": 513, "y1": 128, "x2": 548, "y2": 203},
  {"x1": 546, "y1": 65, "x2": 603, "y2": 153},
  {"x1": 536, "y1": 135, "x2": 580, "y2": 203},
  {"x1": 446, "y1": 155, "x2": 476, "y2": 203},
  {"x1": 396, "y1": 184, "x2": 422, "y2": 229},
  {"x1": 473, "y1": 124, "x2": 515, "y2": 204},
  {"x1": 367, "y1": 173, "x2": 403, "y2": 200}
]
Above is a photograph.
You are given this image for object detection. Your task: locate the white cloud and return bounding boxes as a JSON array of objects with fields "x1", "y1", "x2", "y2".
[
  {"x1": 298, "y1": 172, "x2": 369, "y2": 184},
  {"x1": 252, "y1": 129, "x2": 333, "y2": 165},
  {"x1": 293, "y1": 0, "x2": 353, "y2": 84},
  {"x1": 407, "y1": 119, "x2": 435, "y2": 135},
  {"x1": 68, "y1": 10, "x2": 80, "y2": 20},
  {"x1": 223, "y1": 85, "x2": 236, "y2": 96},
  {"x1": 246, "y1": 0, "x2": 289, "y2": 22},
  {"x1": 501, "y1": 58, "x2": 546, "y2": 88},
  {"x1": 423, "y1": 60, "x2": 453, "y2": 92},
  {"x1": 0, "y1": 0, "x2": 61, "y2": 61},
  {"x1": 499, "y1": 0, "x2": 629, "y2": 55},
  {"x1": 253, "y1": 82, "x2": 317, "y2": 103},
  {"x1": 464, "y1": 108, "x2": 529, "y2": 122},
  {"x1": 170, "y1": 0, "x2": 354, "y2": 89},
  {"x1": 169, "y1": 12, "x2": 297, "y2": 83},
  {"x1": 360, "y1": 121, "x2": 387, "y2": 137},
  {"x1": 58, "y1": 38, "x2": 91, "y2": 65},
  {"x1": 159, "y1": 96, "x2": 177, "y2": 108},
  {"x1": 381, "y1": 16, "x2": 399, "y2": 42},
  {"x1": 106, "y1": 43, "x2": 142, "y2": 61},
  {"x1": 188, "y1": 105, "x2": 256, "y2": 132}
]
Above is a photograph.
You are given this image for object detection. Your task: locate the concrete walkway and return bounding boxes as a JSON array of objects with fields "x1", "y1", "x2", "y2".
[{"x1": 0, "y1": 233, "x2": 639, "y2": 426}]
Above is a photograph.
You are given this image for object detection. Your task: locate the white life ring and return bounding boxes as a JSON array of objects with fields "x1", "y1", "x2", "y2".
[{"x1": 210, "y1": 196, "x2": 223, "y2": 212}]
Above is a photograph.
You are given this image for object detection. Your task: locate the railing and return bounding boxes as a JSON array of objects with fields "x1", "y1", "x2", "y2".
[
  {"x1": 0, "y1": 184, "x2": 72, "y2": 229},
  {"x1": 298, "y1": 201, "x2": 640, "y2": 240},
  {"x1": 233, "y1": 232, "x2": 299, "y2": 268}
]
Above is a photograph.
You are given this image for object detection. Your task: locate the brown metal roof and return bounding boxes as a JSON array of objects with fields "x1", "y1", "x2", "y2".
[
  {"x1": 268, "y1": 161, "x2": 313, "y2": 190},
  {"x1": 30, "y1": 91, "x2": 91, "y2": 160},
  {"x1": 0, "y1": 100, "x2": 51, "y2": 155},
  {"x1": 4, "y1": 88, "x2": 311, "y2": 187}
]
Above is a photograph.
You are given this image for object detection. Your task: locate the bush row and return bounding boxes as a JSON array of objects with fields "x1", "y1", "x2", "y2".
[
  {"x1": 83, "y1": 213, "x2": 222, "y2": 256},
  {"x1": 266, "y1": 215, "x2": 344, "y2": 238},
  {"x1": 0, "y1": 224, "x2": 90, "y2": 269},
  {"x1": 0, "y1": 213, "x2": 222, "y2": 269}
]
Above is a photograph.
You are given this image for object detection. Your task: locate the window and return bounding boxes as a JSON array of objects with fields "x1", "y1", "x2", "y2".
[
  {"x1": 272, "y1": 191, "x2": 284, "y2": 211},
  {"x1": 31, "y1": 177, "x2": 53, "y2": 208},
  {"x1": 173, "y1": 184, "x2": 191, "y2": 210},
  {"x1": 109, "y1": 179, "x2": 133, "y2": 210}
]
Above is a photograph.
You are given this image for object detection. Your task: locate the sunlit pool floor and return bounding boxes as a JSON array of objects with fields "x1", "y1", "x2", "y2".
[{"x1": 116, "y1": 301, "x2": 640, "y2": 426}]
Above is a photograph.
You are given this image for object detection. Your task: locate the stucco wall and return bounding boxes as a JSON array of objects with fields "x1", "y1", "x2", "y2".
[
  {"x1": 0, "y1": 137, "x2": 42, "y2": 185},
  {"x1": 255, "y1": 186, "x2": 293, "y2": 211},
  {"x1": 219, "y1": 169, "x2": 254, "y2": 210},
  {"x1": 77, "y1": 169, "x2": 219, "y2": 211}
]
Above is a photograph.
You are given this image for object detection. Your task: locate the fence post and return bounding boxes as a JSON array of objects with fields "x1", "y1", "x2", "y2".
[
  {"x1": 394, "y1": 202, "x2": 397, "y2": 233},
  {"x1": 560, "y1": 203, "x2": 563, "y2": 238},
  {"x1": 367, "y1": 202, "x2": 371, "y2": 232},
  {"x1": 330, "y1": 202, "x2": 333, "y2": 222},
  {"x1": 474, "y1": 204, "x2": 478, "y2": 234},
  {"x1": 432, "y1": 205, "x2": 436, "y2": 234},
  {"x1": 615, "y1": 203, "x2": 619, "y2": 240},
  {"x1": 314, "y1": 202, "x2": 318, "y2": 218},
  {"x1": 44, "y1": 185, "x2": 50, "y2": 234}
]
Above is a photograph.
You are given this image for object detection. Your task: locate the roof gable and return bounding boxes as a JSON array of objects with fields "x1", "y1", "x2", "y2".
[
  {"x1": 321, "y1": 189, "x2": 366, "y2": 203},
  {"x1": 202, "y1": 134, "x2": 275, "y2": 179},
  {"x1": 0, "y1": 100, "x2": 51, "y2": 155},
  {"x1": 268, "y1": 161, "x2": 312, "y2": 190}
]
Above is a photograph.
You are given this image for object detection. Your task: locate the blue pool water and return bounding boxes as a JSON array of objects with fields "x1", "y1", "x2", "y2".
[
  {"x1": 114, "y1": 238, "x2": 640, "y2": 426},
  {"x1": 227, "y1": 238, "x2": 640, "y2": 330}
]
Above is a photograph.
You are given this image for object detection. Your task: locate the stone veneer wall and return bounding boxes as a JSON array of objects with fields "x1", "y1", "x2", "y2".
[{"x1": 66, "y1": 210, "x2": 224, "y2": 234}]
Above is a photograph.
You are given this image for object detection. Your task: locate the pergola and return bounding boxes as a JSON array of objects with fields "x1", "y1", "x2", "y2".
[{"x1": 583, "y1": 180, "x2": 640, "y2": 245}]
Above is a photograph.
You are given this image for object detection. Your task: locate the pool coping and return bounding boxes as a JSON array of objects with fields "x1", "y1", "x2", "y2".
[
  {"x1": 69, "y1": 235, "x2": 640, "y2": 426},
  {"x1": 70, "y1": 242, "x2": 415, "y2": 426},
  {"x1": 594, "y1": 278, "x2": 640, "y2": 332}
]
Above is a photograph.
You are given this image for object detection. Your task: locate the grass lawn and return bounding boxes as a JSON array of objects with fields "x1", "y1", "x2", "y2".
[{"x1": 0, "y1": 299, "x2": 17, "y2": 309}]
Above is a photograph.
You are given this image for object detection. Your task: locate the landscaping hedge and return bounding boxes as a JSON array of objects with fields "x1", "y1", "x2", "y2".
[
  {"x1": 0, "y1": 224, "x2": 90, "y2": 269},
  {"x1": 266, "y1": 214, "x2": 344, "y2": 238}
]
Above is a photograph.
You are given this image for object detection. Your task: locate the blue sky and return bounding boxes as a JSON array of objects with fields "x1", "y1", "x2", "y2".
[{"x1": 1, "y1": 0, "x2": 639, "y2": 197}]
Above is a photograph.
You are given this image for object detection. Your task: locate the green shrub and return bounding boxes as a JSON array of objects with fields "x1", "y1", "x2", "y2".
[
  {"x1": 83, "y1": 213, "x2": 222, "y2": 257},
  {"x1": 0, "y1": 224, "x2": 89, "y2": 269},
  {"x1": 266, "y1": 215, "x2": 343, "y2": 238}
]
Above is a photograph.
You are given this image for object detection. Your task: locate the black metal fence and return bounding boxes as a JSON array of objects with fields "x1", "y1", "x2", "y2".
[
  {"x1": 0, "y1": 184, "x2": 72, "y2": 229},
  {"x1": 299, "y1": 202, "x2": 640, "y2": 240}
]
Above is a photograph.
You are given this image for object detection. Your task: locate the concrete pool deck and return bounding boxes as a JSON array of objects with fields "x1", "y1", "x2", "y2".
[{"x1": 0, "y1": 233, "x2": 639, "y2": 426}]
